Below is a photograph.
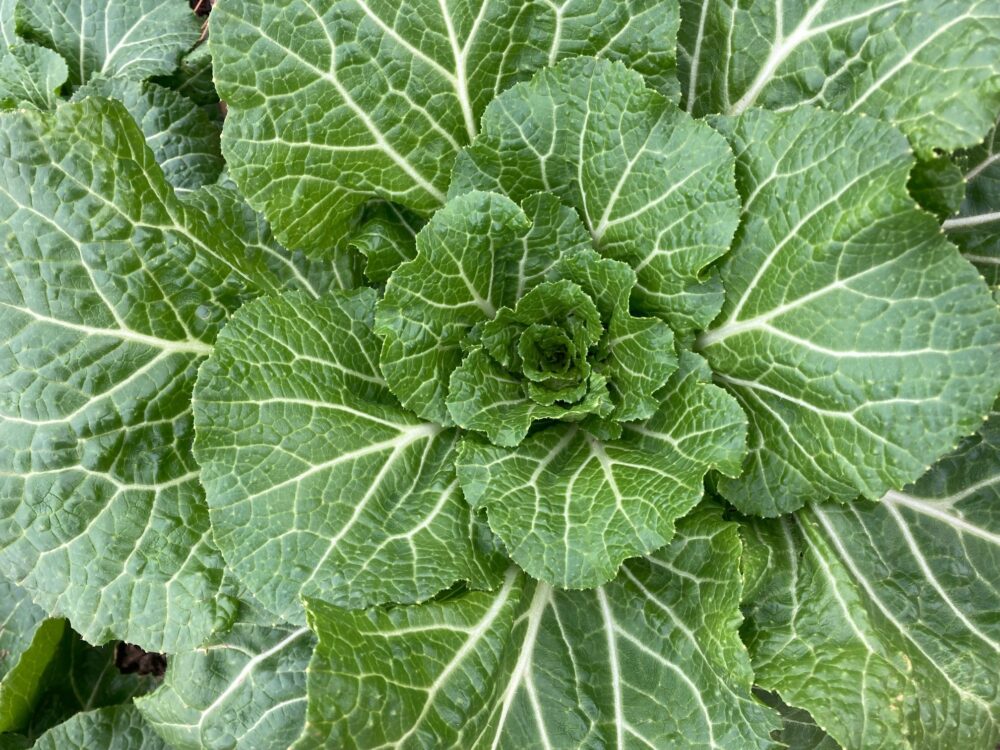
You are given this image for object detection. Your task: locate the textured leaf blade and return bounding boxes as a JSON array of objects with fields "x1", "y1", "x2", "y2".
[
  {"x1": 0, "y1": 618, "x2": 65, "y2": 733},
  {"x1": 210, "y1": 0, "x2": 680, "y2": 251},
  {"x1": 138, "y1": 598, "x2": 314, "y2": 750},
  {"x1": 0, "y1": 98, "x2": 299, "y2": 651},
  {"x1": 32, "y1": 705, "x2": 168, "y2": 750},
  {"x1": 457, "y1": 351, "x2": 746, "y2": 587},
  {"x1": 73, "y1": 78, "x2": 223, "y2": 194},
  {"x1": 452, "y1": 56, "x2": 740, "y2": 334},
  {"x1": 296, "y1": 508, "x2": 778, "y2": 749},
  {"x1": 0, "y1": 43, "x2": 67, "y2": 109},
  {"x1": 194, "y1": 288, "x2": 505, "y2": 624},
  {"x1": 742, "y1": 405, "x2": 1000, "y2": 749},
  {"x1": 700, "y1": 107, "x2": 1000, "y2": 516},
  {"x1": 18, "y1": 0, "x2": 200, "y2": 86},
  {"x1": 376, "y1": 191, "x2": 591, "y2": 425},
  {"x1": 679, "y1": 0, "x2": 1000, "y2": 154}
]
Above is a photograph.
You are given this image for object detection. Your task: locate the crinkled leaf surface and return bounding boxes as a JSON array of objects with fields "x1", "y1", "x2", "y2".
[
  {"x1": 700, "y1": 107, "x2": 1000, "y2": 516},
  {"x1": 349, "y1": 201, "x2": 423, "y2": 285},
  {"x1": 376, "y1": 191, "x2": 590, "y2": 425},
  {"x1": 194, "y1": 288, "x2": 505, "y2": 623},
  {"x1": 296, "y1": 508, "x2": 778, "y2": 749},
  {"x1": 0, "y1": 43, "x2": 67, "y2": 109},
  {"x1": 949, "y1": 118, "x2": 1000, "y2": 297},
  {"x1": 742, "y1": 404, "x2": 1000, "y2": 749},
  {"x1": 678, "y1": 0, "x2": 1000, "y2": 154},
  {"x1": 457, "y1": 351, "x2": 746, "y2": 587},
  {"x1": 907, "y1": 155, "x2": 965, "y2": 221},
  {"x1": 182, "y1": 184, "x2": 365, "y2": 298},
  {"x1": 452, "y1": 56, "x2": 740, "y2": 334},
  {"x1": 73, "y1": 78, "x2": 223, "y2": 194},
  {"x1": 210, "y1": 0, "x2": 680, "y2": 251},
  {"x1": 138, "y1": 597, "x2": 314, "y2": 750},
  {"x1": 32, "y1": 705, "x2": 167, "y2": 750},
  {"x1": 0, "y1": 98, "x2": 299, "y2": 651},
  {"x1": 17, "y1": 0, "x2": 200, "y2": 87}
]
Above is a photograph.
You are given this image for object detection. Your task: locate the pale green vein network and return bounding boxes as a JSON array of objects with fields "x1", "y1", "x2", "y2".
[
  {"x1": 296, "y1": 508, "x2": 779, "y2": 749},
  {"x1": 193, "y1": 288, "x2": 505, "y2": 625},
  {"x1": 210, "y1": 0, "x2": 680, "y2": 252}
]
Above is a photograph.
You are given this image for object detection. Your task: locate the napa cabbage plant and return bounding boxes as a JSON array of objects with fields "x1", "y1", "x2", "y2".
[{"x1": 0, "y1": 0, "x2": 999, "y2": 748}]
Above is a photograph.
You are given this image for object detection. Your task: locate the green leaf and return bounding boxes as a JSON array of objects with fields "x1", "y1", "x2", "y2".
[
  {"x1": 32, "y1": 705, "x2": 168, "y2": 750},
  {"x1": 742, "y1": 404, "x2": 1000, "y2": 748},
  {"x1": 155, "y1": 42, "x2": 219, "y2": 109},
  {"x1": 349, "y1": 201, "x2": 424, "y2": 285},
  {"x1": 73, "y1": 78, "x2": 223, "y2": 194},
  {"x1": 949, "y1": 118, "x2": 1000, "y2": 297},
  {"x1": 182, "y1": 184, "x2": 365, "y2": 297},
  {"x1": 0, "y1": 579, "x2": 46, "y2": 684},
  {"x1": 296, "y1": 507, "x2": 778, "y2": 749},
  {"x1": 137, "y1": 598, "x2": 314, "y2": 750},
  {"x1": 193, "y1": 288, "x2": 506, "y2": 623},
  {"x1": 17, "y1": 0, "x2": 200, "y2": 87},
  {"x1": 0, "y1": 97, "x2": 302, "y2": 651},
  {"x1": 210, "y1": 0, "x2": 681, "y2": 251},
  {"x1": 457, "y1": 351, "x2": 747, "y2": 588},
  {"x1": 907, "y1": 154, "x2": 965, "y2": 221},
  {"x1": 376, "y1": 191, "x2": 590, "y2": 425},
  {"x1": 24, "y1": 632, "x2": 157, "y2": 741},
  {"x1": 452, "y1": 56, "x2": 740, "y2": 334},
  {"x1": 0, "y1": 43, "x2": 67, "y2": 109},
  {"x1": 556, "y1": 249, "x2": 677, "y2": 422},
  {"x1": 700, "y1": 107, "x2": 1000, "y2": 516},
  {"x1": 754, "y1": 690, "x2": 840, "y2": 750},
  {"x1": 678, "y1": 0, "x2": 1000, "y2": 154},
  {"x1": 0, "y1": 618, "x2": 65, "y2": 733},
  {"x1": 447, "y1": 349, "x2": 613, "y2": 448}
]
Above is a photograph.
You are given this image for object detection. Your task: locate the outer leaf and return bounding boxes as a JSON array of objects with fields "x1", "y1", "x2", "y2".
[
  {"x1": 452, "y1": 56, "x2": 740, "y2": 334},
  {"x1": 210, "y1": 0, "x2": 680, "y2": 251},
  {"x1": 74, "y1": 78, "x2": 223, "y2": 194},
  {"x1": 0, "y1": 43, "x2": 67, "y2": 109},
  {"x1": 700, "y1": 107, "x2": 1000, "y2": 516},
  {"x1": 0, "y1": 579, "x2": 46, "y2": 684},
  {"x1": 194, "y1": 288, "x2": 505, "y2": 623},
  {"x1": 138, "y1": 598, "x2": 314, "y2": 750},
  {"x1": 743, "y1": 402, "x2": 1000, "y2": 749},
  {"x1": 376, "y1": 191, "x2": 590, "y2": 425},
  {"x1": 32, "y1": 705, "x2": 167, "y2": 750},
  {"x1": 0, "y1": 619, "x2": 65, "y2": 733},
  {"x1": 0, "y1": 98, "x2": 299, "y2": 651},
  {"x1": 296, "y1": 508, "x2": 778, "y2": 749},
  {"x1": 679, "y1": 0, "x2": 1000, "y2": 154},
  {"x1": 949, "y1": 118, "x2": 1000, "y2": 296},
  {"x1": 18, "y1": 0, "x2": 200, "y2": 86},
  {"x1": 183, "y1": 184, "x2": 365, "y2": 297},
  {"x1": 457, "y1": 351, "x2": 747, "y2": 588}
]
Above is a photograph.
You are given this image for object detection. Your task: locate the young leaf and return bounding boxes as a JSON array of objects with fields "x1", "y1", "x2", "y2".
[
  {"x1": 0, "y1": 98, "x2": 301, "y2": 651},
  {"x1": 18, "y1": 0, "x2": 200, "y2": 87},
  {"x1": 376, "y1": 191, "x2": 591, "y2": 425},
  {"x1": 678, "y1": 0, "x2": 1000, "y2": 154},
  {"x1": 451, "y1": 56, "x2": 740, "y2": 334},
  {"x1": 137, "y1": 597, "x2": 314, "y2": 750},
  {"x1": 193, "y1": 289, "x2": 506, "y2": 622},
  {"x1": 700, "y1": 107, "x2": 1000, "y2": 516},
  {"x1": 457, "y1": 352, "x2": 746, "y2": 587},
  {"x1": 296, "y1": 508, "x2": 779, "y2": 749},
  {"x1": 210, "y1": 0, "x2": 680, "y2": 250},
  {"x1": 73, "y1": 78, "x2": 224, "y2": 194},
  {"x1": 742, "y1": 404, "x2": 1000, "y2": 749}
]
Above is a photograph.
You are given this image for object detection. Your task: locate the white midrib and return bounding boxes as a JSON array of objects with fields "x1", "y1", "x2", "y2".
[
  {"x1": 943, "y1": 211, "x2": 1000, "y2": 230},
  {"x1": 382, "y1": 568, "x2": 520, "y2": 750},
  {"x1": 727, "y1": 0, "x2": 906, "y2": 115},
  {"x1": 597, "y1": 588, "x2": 626, "y2": 750},
  {"x1": 883, "y1": 487, "x2": 1000, "y2": 546},
  {"x1": 436, "y1": 0, "x2": 478, "y2": 141},
  {"x1": 489, "y1": 582, "x2": 552, "y2": 750}
]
